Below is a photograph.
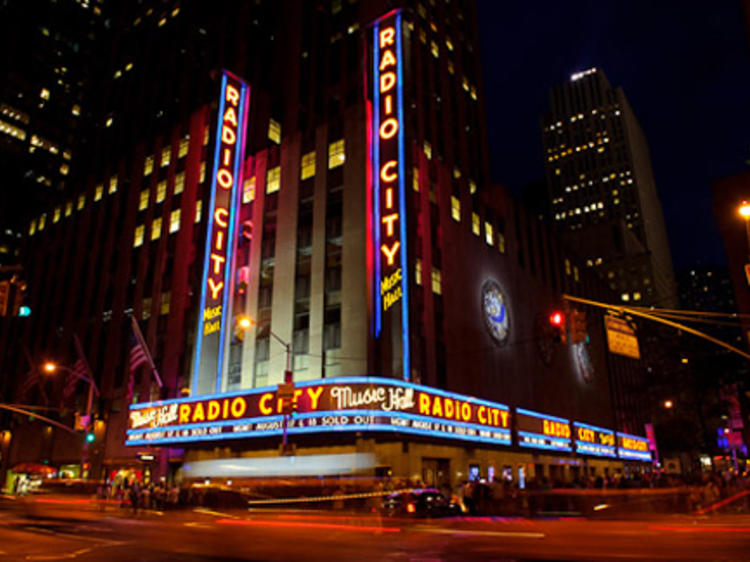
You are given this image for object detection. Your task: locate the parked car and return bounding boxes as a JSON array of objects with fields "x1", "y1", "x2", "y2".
[{"x1": 381, "y1": 488, "x2": 459, "y2": 518}]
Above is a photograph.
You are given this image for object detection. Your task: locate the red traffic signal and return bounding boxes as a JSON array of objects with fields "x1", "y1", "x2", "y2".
[
  {"x1": 549, "y1": 312, "x2": 565, "y2": 326},
  {"x1": 549, "y1": 311, "x2": 567, "y2": 343}
]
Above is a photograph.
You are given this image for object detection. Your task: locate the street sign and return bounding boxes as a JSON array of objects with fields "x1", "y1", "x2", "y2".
[
  {"x1": 277, "y1": 383, "x2": 295, "y2": 400},
  {"x1": 604, "y1": 314, "x2": 640, "y2": 359}
]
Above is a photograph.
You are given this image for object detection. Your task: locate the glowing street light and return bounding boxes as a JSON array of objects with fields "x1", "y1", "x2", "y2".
[
  {"x1": 42, "y1": 361, "x2": 57, "y2": 374},
  {"x1": 739, "y1": 201, "x2": 750, "y2": 218},
  {"x1": 663, "y1": 399, "x2": 674, "y2": 409},
  {"x1": 236, "y1": 315, "x2": 253, "y2": 330}
]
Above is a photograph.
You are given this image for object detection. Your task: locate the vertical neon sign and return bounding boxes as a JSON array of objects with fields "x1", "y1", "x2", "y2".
[
  {"x1": 192, "y1": 71, "x2": 250, "y2": 395},
  {"x1": 372, "y1": 11, "x2": 410, "y2": 380}
]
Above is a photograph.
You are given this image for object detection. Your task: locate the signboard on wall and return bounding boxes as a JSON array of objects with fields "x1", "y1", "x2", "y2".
[
  {"x1": 616, "y1": 432, "x2": 652, "y2": 461},
  {"x1": 573, "y1": 422, "x2": 616, "y2": 458},
  {"x1": 516, "y1": 408, "x2": 572, "y2": 452},
  {"x1": 126, "y1": 377, "x2": 512, "y2": 447},
  {"x1": 191, "y1": 71, "x2": 250, "y2": 395},
  {"x1": 604, "y1": 314, "x2": 640, "y2": 360},
  {"x1": 370, "y1": 9, "x2": 410, "y2": 380}
]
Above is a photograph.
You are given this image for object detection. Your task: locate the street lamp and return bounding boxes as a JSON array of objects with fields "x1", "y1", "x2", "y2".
[
  {"x1": 42, "y1": 361, "x2": 57, "y2": 374},
  {"x1": 662, "y1": 399, "x2": 674, "y2": 409},
  {"x1": 739, "y1": 201, "x2": 750, "y2": 259}
]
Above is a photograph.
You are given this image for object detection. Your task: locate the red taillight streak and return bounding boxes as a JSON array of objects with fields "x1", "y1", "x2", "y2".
[
  {"x1": 216, "y1": 518, "x2": 401, "y2": 533},
  {"x1": 649, "y1": 525, "x2": 750, "y2": 533}
]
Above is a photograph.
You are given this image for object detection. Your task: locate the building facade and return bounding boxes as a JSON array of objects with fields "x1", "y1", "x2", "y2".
[
  {"x1": 1, "y1": 2, "x2": 651, "y2": 489},
  {"x1": 541, "y1": 68, "x2": 677, "y2": 308}
]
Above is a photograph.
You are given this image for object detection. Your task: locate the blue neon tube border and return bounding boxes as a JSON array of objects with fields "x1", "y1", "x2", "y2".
[
  {"x1": 191, "y1": 73, "x2": 229, "y2": 394},
  {"x1": 395, "y1": 10, "x2": 410, "y2": 381},
  {"x1": 516, "y1": 407, "x2": 570, "y2": 425},
  {"x1": 372, "y1": 21, "x2": 382, "y2": 336}
]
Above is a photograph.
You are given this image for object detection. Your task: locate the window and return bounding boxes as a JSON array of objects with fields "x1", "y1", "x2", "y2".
[
  {"x1": 301, "y1": 151, "x2": 315, "y2": 180},
  {"x1": 564, "y1": 258, "x2": 571, "y2": 276},
  {"x1": 139, "y1": 189, "x2": 149, "y2": 211},
  {"x1": 94, "y1": 184, "x2": 104, "y2": 201},
  {"x1": 178, "y1": 136, "x2": 189, "y2": 158},
  {"x1": 423, "y1": 140, "x2": 432, "y2": 160},
  {"x1": 453, "y1": 166, "x2": 461, "y2": 179},
  {"x1": 431, "y1": 268, "x2": 442, "y2": 295},
  {"x1": 199, "y1": 161, "x2": 206, "y2": 183},
  {"x1": 29, "y1": 219, "x2": 36, "y2": 236},
  {"x1": 268, "y1": 118, "x2": 281, "y2": 144},
  {"x1": 239, "y1": 176, "x2": 254, "y2": 203},
  {"x1": 430, "y1": 40, "x2": 439, "y2": 58},
  {"x1": 469, "y1": 179, "x2": 477, "y2": 194},
  {"x1": 195, "y1": 200, "x2": 202, "y2": 223},
  {"x1": 53, "y1": 207, "x2": 60, "y2": 223},
  {"x1": 156, "y1": 180, "x2": 167, "y2": 203},
  {"x1": 620, "y1": 292, "x2": 630, "y2": 302},
  {"x1": 109, "y1": 175, "x2": 118, "y2": 194},
  {"x1": 266, "y1": 166, "x2": 281, "y2": 194},
  {"x1": 38, "y1": 214, "x2": 45, "y2": 231},
  {"x1": 633, "y1": 291, "x2": 642, "y2": 301},
  {"x1": 451, "y1": 196, "x2": 461, "y2": 221},
  {"x1": 415, "y1": 258, "x2": 423, "y2": 285},
  {"x1": 151, "y1": 217, "x2": 162, "y2": 240},
  {"x1": 144, "y1": 155, "x2": 154, "y2": 176},
  {"x1": 64, "y1": 201, "x2": 72, "y2": 217},
  {"x1": 472, "y1": 212, "x2": 480, "y2": 236},
  {"x1": 412, "y1": 167, "x2": 419, "y2": 192},
  {"x1": 161, "y1": 146, "x2": 170, "y2": 168},
  {"x1": 203, "y1": 126, "x2": 210, "y2": 146},
  {"x1": 77, "y1": 194, "x2": 85, "y2": 210},
  {"x1": 174, "y1": 172, "x2": 185, "y2": 194},
  {"x1": 133, "y1": 225, "x2": 144, "y2": 247},
  {"x1": 497, "y1": 232, "x2": 506, "y2": 254},
  {"x1": 160, "y1": 291, "x2": 171, "y2": 315},
  {"x1": 485, "y1": 222, "x2": 493, "y2": 245},
  {"x1": 328, "y1": 139, "x2": 345, "y2": 168},
  {"x1": 142, "y1": 297, "x2": 152, "y2": 320},
  {"x1": 169, "y1": 209, "x2": 180, "y2": 234}
]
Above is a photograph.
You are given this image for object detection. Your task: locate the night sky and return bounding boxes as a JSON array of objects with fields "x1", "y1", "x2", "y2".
[{"x1": 476, "y1": 1, "x2": 750, "y2": 269}]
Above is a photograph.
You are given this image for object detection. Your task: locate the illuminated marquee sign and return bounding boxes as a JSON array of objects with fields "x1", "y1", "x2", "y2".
[
  {"x1": 192, "y1": 71, "x2": 250, "y2": 395},
  {"x1": 371, "y1": 10, "x2": 410, "y2": 380},
  {"x1": 616, "y1": 432, "x2": 652, "y2": 461},
  {"x1": 516, "y1": 408, "x2": 572, "y2": 452},
  {"x1": 573, "y1": 422, "x2": 616, "y2": 458},
  {"x1": 126, "y1": 377, "x2": 512, "y2": 447}
]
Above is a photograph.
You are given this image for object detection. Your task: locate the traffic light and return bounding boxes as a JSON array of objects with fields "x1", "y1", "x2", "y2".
[
  {"x1": 85, "y1": 432, "x2": 95, "y2": 443},
  {"x1": 549, "y1": 311, "x2": 567, "y2": 344},
  {"x1": 570, "y1": 309, "x2": 588, "y2": 344},
  {"x1": 290, "y1": 399, "x2": 298, "y2": 419}
]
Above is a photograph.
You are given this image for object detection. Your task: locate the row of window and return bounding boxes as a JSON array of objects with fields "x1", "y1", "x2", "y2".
[{"x1": 133, "y1": 202, "x2": 202, "y2": 247}]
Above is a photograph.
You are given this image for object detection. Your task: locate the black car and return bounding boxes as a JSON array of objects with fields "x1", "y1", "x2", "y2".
[{"x1": 381, "y1": 488, "x2": 459, "y2": 518}]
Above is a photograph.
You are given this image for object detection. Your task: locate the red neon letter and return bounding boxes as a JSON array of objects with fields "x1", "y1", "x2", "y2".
[
  {"x1": 379, "y1": 117, "x2": 398, "y2": 140},
  {"x1": 380, "y1": 160, "x2": 398, "y2": 182},
  {"x1": 381, "y1": 241, "x2": 400, "y2": 265},
  {"x1": 225, "y1": 85, "x2": 240, "y2": 106},
  {"x1": 379, "y1": 27, "x2": 395, "y2": 48}
]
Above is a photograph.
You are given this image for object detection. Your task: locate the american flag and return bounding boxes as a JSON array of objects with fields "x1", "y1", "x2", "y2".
[
  {"x1": 18, "y1": 372, "x2": 38, "y2": 403},
  {"x1": 62, "y1": 359, "x2": 87, "y2": 402},
  {"x1": 127, "y1": 332, "x2": 148, "y2": 402}
]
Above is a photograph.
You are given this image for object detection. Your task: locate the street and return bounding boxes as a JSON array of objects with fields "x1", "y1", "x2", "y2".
[{"x1": 0, "y1": 501, "x2": 749, "y2": 561}]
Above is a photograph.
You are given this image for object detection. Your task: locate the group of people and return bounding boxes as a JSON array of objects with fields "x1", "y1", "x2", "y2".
[{"x1": 98, "y1": 479, "x2": 180, "y2": 513}]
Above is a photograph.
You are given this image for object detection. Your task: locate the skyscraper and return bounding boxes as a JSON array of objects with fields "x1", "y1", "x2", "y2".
[{"x1": 542, "y1": 68, "x2": 677, "y2": 308}]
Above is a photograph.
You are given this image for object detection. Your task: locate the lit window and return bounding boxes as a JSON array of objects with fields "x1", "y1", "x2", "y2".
[
  {"x1": 29, "y1": 219, "x2": 36, "y2": 236},
  {"x1": 485, "y1": 222, "x2": 493, "y2": 245},
  {"x1": 431, "y1": 268, "x2": 442, "y2": 295},
  {"x1": 125, "y1": 62, "x2": 133, "y2": 72},
  {"x1": 472, "y1": 212, "x2": 480, "y2": 236},
  {"x1": 497, "y1": 233, "x2": 506, "y2": 254},
  {"x1": 565, "y1": 258, "x2": 571, "y2": 275},
  {"x1": 94, "y1": 184, "x2": 104, "y2": 201},
  {"x1": 195, "y1": 200, "x2": 202, "y2": 223},
  {"x1": 59, "y1": 163, "x2": 69, "y2": 175},
  {"x1": 203, "y1": 126, "x2": 210, "y2": 146},
  {"x1": 470, "y1": 86, "x2": 477, "y2": 101},
  {"x1": 573, "y1": 266, "x2": 579, "y2": 282},
  {"x1": 158, "y1": 146, "x2": 171, "y2": 169},
  {"x1": 430, "y1": 40, "x2": 439, "y2": 58},
  {"x1": 242, "y1": 176, "x2": 256, "y2": 203},
  {"x1": 453, "y1": 166, "x2": 461, "y2": 179},
  {"x1": 139, "y1": 189, "x2": 149, "y2": 211},
  {"x1": 174, "y1": 172, "x2": 185, "y2": 195},
  {"x1": 144, "y1": 155, "x2": 154, "y2": 176},
  {"x1": 415, "y1": 258, "x2": 423, "y2": 286},
  {"x1": 266, "y1": 166, "x2": 281, "y2": 193},
  {"x1": 178, "y1": 136, "x2": 189, "y2": 158},
  {"x1": 64, "y1": 201, "x2": 72, "y2": 217},
  {"x1": 38, "y1": 214, "x2": 46, "y2": 231},
  {"x1": 412, "y1": 167, "x2": 420, "y2": 192},
  {"x1": 156, "y1": 180, "x2": 167, "y2": 203},
  {"x1": 160, "y1": 291, "x2": 171, "y2": 315},
  {"x1": 445, "y1": 37, "x2": 454, "y2": 51},
  {"x1": 158, "y1": 17, "x2": 166, "y2": 27},
  {"x1": 133, "y1": 225, "x2": 144, "y2": 247},
  {"x1": 109, "y1": 176, "x2": 118, "y2": 194},
  {"x1": 447, "y1": 60, "x2": 454, "y2": 74},
  {"x1": 142, "y1": 297, "x2": 152, "y2": 321},
  {"x1": 169, "y1": 209, "x2": 181, "y2": 234},
  {"x1": 171, "y1": 7, "x2": 179, "y2": 17},
  {"x1": 151, "y1": 217, "x2": 162, "y2": 240},
  {"x1": 71, "y1": 104, "x2": 81, "y2": 116},
  {"x1": 105, "y1": 116, "x2": 113, "y2": 127},
  {"x1": 268, "y1": 118, "x2": 281, "y2": 144},
  {"x1": 451, "y1": 196, "x2": 461, "y2": 221},
  {"x1": 300, "y1": 151, "x2": 316, "y2": 180},
  {"x1": 469, "y1": 179, "x2": 477, "y2": 194},
  {"x1": 462, "y1": 76, "x2": 469, "y2": 92},
  {"x1": 328, "y1": 139, "x2": 345, "y2": 168},
  {"x1": 633, "y1": 292, "x2": 642, "y2": 301},
  {"x1": 199, "y1": 161, "x2": 206, "y2": 183},
  {"x1": 77, "y1": 194, "x2": 85, "y2": 210},
  {"x1": 423, "y1": 141, "x2": 432, "y2": 160},
  {"x1": 40, "y1": 88, "x2": 50, "y2": 100}
]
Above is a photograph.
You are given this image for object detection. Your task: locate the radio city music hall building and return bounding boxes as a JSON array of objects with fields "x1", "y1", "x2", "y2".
[{"x1": 2, "y1": 2, "x2": 650, "y2": 487}]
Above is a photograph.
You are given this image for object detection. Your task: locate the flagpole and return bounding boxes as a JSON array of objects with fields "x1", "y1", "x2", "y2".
[
  {"x1": 130, "y1": 315, "x2": 163, "y2": 388},
  {"x1": 73, "y1": 334, "x2": 100, "y2": 421}
]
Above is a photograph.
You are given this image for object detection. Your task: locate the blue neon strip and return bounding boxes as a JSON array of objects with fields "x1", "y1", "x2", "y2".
[
  {"x1": 516, "y1": 407, "x2": 569, "y2": 425},
  {"x1": 128, "y1": 376, "x2": 511, "y2": 412},
  {"x1": 216, "y1": 81, "x2": 247, "y2": 393},
  {"x1": 191, "y1": 73, "x2": 228, "y2": 394},
  {"x1": 395, "y1": 10, "x2": 410, "y2": 381},
  {"x1": 517, "y1": 433, "x2": 572, "y2": 452},
  {"x1": 575, "y1": 443, "x2": 617, "y2": 458},
  {"x1": 127, "y1": 408, "x2": 512, "y2": 438},
  {"x1": 617, "y1": 449, "x2": 652, "y2": 461},
  {"x1": 373, "y1": 22, "x2": 382, "y2": 337},
  {"x1": 573, "y1": 421, "x2": 614, "y2": 435},
  {"x1": 518, "y1": 430, "x2": 571, "y2": 447}
]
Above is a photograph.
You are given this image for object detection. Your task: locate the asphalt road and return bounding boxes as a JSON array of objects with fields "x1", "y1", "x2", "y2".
[{"x1": 0, "y1": 502, "x2": 749, "y2": 561}]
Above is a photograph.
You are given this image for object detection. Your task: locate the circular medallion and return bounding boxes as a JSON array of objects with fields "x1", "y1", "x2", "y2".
[{"x1": 481, "y1": 280, "x2": 510, "y2": 345}]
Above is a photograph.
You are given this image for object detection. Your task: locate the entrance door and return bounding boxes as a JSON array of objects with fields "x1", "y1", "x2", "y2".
[{"x1": 422, "y1": 458, "x2": 450, "y2": 491}]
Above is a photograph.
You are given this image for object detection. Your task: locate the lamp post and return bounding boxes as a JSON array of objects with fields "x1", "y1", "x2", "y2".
[{"x1": 739, "y1": 201, "x2": 750, "y2": 259}]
